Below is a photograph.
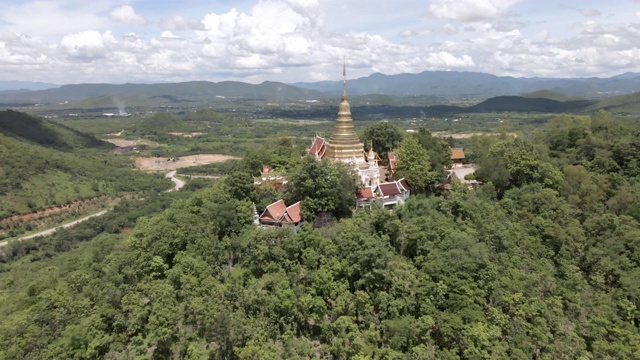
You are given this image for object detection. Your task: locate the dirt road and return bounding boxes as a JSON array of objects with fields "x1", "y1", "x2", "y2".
[
  {"x1": 0, "y1": 171, "x2": 185, "y2": 248},
  {"x1": 0, "y1": 210, "x2": 109, "y2": 248},
  {"x1": 166, "y1": 170, "x2": 185, "y2": 192}
]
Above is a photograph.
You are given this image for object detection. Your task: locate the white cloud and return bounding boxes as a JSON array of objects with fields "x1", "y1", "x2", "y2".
[
  {"x1": 109, "y1": 5, "x2": 146, "y2": 25},
  {"x1": 60, "y1": 30, "x2": 114, "y2": 59},
  {"x1": 443, "y1": 24, "x2": 457, "y2": 34},
  {"x1": 1, "y1": 0, "x2": 640, "y2": 83},
  {"x1": 493, "y1": 21, "x2": 525, "y2": 32},
  {"x1": 160, "y1": 15, "x2": 205, "y2": 31},
  {"x1": 398, "y1": 30, "x2": 418, "y2": 38},
  {"x1": 429, "y1": 0, "x2": 522, "y2": 22},
  {"x1": 425, "y1": 52, "x2": 475, "y2": 68},
  {"x1": 0, "y1": 1, "x2": 108, "y2": 38},
  {"x1": 160, "y1": 30, "x2": 179, "y2": 39},
  {"x1": 579, "y1": 8, "x2": 601, "y2": 17}
]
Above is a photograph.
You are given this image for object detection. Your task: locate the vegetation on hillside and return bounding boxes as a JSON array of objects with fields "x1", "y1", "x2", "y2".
[
  {"x1": 1, "y1": 111, "x2": 639, "y2": 359},
  {"x1": 0, "y1": 111, "x2": 170, "y2": 235},
  {"x1": 0, "y1": 110, "x2": 109, "y2": 151}
]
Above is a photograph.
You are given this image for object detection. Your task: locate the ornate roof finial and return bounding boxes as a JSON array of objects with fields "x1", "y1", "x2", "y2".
[{"x1": 342, "y1": 57, "x2": 347, "y2": 101}]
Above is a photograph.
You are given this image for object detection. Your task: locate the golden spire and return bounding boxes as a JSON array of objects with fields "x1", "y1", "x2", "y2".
[
  {"x1": 325, "y1": 62, "x2": 365, "y2": 161},
  {"x1": 342, "y1": 58, "x2": 347, "y2": 101}
]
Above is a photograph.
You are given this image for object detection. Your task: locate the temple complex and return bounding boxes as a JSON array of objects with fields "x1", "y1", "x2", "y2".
[
  {"x1": 308, "y1": 63, "x2": 381, "y2": 188},
  {"x1": 308, "y1": 64, "x2": 410, "y2": 207}
]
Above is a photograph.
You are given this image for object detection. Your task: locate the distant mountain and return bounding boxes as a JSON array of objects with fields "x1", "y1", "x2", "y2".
[
  {"x1": 469, "y1": 96, "x2": 595, "y2": 113},
  {"x1": 0, "y1": 81, "x2": 58, "y2": 91},
  {"x1": 520, "y1": 90, "x2": 585, "y2": 102},
  {"x1": 589, "y1": 92, "x2": 640, "y2": 114},
  {"x1": 294, "y1": 71, "x2": 640, "y2": 98},
  {"x1": 0, "y1": 81, "x2": 327, "y2": 105},
  {"x1": 2, "y1": 71, "x2": 639, "y2": 110}
]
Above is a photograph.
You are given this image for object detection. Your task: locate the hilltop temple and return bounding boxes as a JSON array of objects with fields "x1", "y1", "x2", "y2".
[
  {"x1": 308, "y1": 63, "x2": 381, "y2": 188},
  {"x1": 308, "y1": 65, "x2": 410, "y2": 207}
]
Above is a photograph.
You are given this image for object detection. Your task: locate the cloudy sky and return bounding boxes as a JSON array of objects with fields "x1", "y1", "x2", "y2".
[{"x1": 1, "y1": 0, "x2": 639, "y2": 84}]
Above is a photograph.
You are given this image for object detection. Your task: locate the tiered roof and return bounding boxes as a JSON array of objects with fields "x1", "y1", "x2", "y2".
[
  {"x1": 284, "y1": 201, "x2": 302, "y2": 223},
  {"x1": 259, "y1": 200, "x2": 302, "y2": 226},
  {"x1": 308, "y1": 136, "x2": 327, "y2": 159},
  {"x1": 378, "y1": 182, "x2": 402, "y2": 196},
  {"x1": 398, "y1": 178, "x2": 411, "y2": 192}
]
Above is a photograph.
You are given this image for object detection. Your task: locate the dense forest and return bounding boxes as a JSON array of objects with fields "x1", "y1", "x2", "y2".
[{"x1": 1, "y1": 111, "x2": 640, "y2": 359}]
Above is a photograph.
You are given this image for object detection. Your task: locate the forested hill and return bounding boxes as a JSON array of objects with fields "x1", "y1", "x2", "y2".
[
  {"x1": 0, "y1": 111, "x2": 168, "y2": 220},
  {"x1": 1, "y1": 111, "x2": 640, "y2": 359},
  {"x1": 468, "y1": 96, "x2": 595, "y2": 113},
  {"x1": 0, "y1": 110, "x2": 109, "y2": 151}
]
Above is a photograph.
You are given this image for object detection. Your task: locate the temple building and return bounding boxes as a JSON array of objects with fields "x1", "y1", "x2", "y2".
[
  {"x1": 308, "y1": 63, "x2": 381, "y2": 188},
  {"x1": 451, "y1": 148, "x2": 465, "y2": 167},
  {"x1": 258, "y1": 199, "x2": 302, "y2": 228},
  {"x1": 308, "y1": 64, "x2": 410, "y2": 207}
]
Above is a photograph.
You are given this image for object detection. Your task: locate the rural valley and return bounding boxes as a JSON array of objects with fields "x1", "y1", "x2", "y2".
[{"x1": 2, "y1": 0, "x2": 640, "y2": 359}]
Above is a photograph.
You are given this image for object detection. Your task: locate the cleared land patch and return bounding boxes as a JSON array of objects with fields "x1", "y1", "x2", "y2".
[
  {"x1": 433, "y1": 132, "x2": 518, "y2": 139},
  {"x1": 135, "y1": 154, "x2": 240, "y2": 171},
  {"x1": 167, "y1": 132, "x2": 206, "y2": 137},
  {"x1": 104, "y1": 138, "x2": 159, "y2": 147}
]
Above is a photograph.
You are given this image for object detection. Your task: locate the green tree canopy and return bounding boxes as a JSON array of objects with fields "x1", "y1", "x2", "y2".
[
  {"x1": 395, "y1": 136, "x2": 439, "y2": 193},
  {"x1": 360, "y1": 122, "x2": 404, "y2": 162},
  {"x1": 477, "y1": 137, "x2": 562, "y2": 194},
  {"x1": 283, "y1": 156, "x2": 356, "y2": 221},
  {"x1": 414, "y1": 128, "x2": 452, "y2": 169}
]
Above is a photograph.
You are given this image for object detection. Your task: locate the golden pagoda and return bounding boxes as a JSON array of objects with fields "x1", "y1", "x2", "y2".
[
  {"x1": 324, "y1": 63, "x2": 365, "y2": 160},
  {"x1": 307, "y1": 63, "x2": 379, "y2": 187}
]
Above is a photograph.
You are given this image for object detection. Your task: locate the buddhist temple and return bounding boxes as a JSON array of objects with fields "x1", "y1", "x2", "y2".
[
  {"x1": 325, "y1": 63, "x2": 366, "y2": 162},
  {"x1": 307, "y1": 64, "x2": 413, "y2": 208},
  {"x1": 308, "y1": 63, "x2": 380, "y2": 188}
]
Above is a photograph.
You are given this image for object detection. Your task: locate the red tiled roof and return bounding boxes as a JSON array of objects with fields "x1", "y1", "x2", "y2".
[
  {"x1": 318, "y1": 144, "x2": 326, "y2": 158},
  {"x1": 398, "y1": 178, "x2": 411, "y2": 192},
  {"x1": 388, "y1": 152, "x2": 397, "y2": 170},
  {"x1": 451, "y1": 148, "x2": 465, "y2": 160},
  {"x1": 260, "y1": 199, "x2": 286, "y2": 222},
  {"x1": 356, "y1": 187, "x2": 375, "y2": 199},
  {"x1": 378, "y1": 182, "x2": 401, "y2": 196},
  {"x1": 259, "y1": 199, "x2": 303, "y2": 225},
  {"x1": 284, "y1": 201, "x2": 302, "y2": 223},
  {"x1": 308, "y1": 136, "x2": 326, "y2": 158}
]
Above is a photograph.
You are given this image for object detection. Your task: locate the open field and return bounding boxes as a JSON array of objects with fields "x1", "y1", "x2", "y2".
[
  {"x1": 433, "y1": 132, "x2": 518, "y2": 139},
  {"x1": 135, "y1": 154, "x2": 240, "y2": 171},
  {"x1": 167, "y1": 132, "x2": 206, "y2": 137},
  {"x1": 103, "y1": 138, "x2": 159, "y2": 147},
  {"x1": 253, "y1": 118, "x2": 328, "y2": 125}
]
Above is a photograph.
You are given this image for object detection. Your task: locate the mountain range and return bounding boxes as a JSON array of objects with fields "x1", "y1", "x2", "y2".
[
  {"x1": 2, "y1": 71, "x2": 640, "y2": 114},
  {"x1": 294, "y1": 71, "x2": 640, "y2": 98},
  {"x1": 0, "y1": 81, "x2": 58, "y2": 91},
  {"x1": 0, "y1": 81, "x2": 326, "y2": 106}
]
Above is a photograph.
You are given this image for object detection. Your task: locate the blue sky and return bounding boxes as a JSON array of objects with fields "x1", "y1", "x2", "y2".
[{"x1": 0, "y1": 0, "x2": 639, "y2": 84}]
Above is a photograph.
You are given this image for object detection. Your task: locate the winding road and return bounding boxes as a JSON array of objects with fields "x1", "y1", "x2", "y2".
[
  {"x1": 0, "y1": 171, "x2": 185, "y2": 248},
  {"x1": 0, "y1": 210, "x2": 109, "y2": 248},
  {"x1": 166, "y1": 170, "x2": 185, "y2": 191}
]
